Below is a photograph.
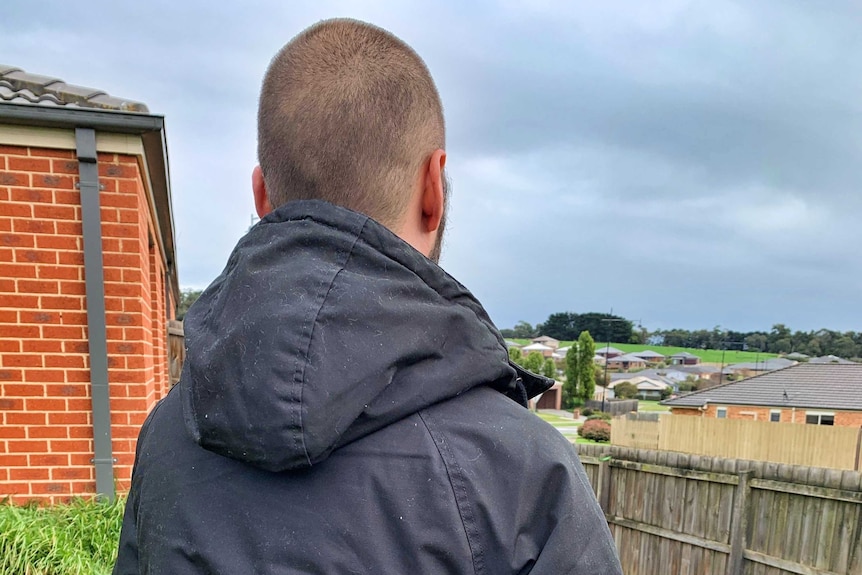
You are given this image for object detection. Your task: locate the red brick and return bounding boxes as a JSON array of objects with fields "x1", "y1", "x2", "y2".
[
  {"x1": 0, "y1": 217, "x2": 9, "y2": 232},
  {"x1": 17, "y1": 280, "x2": 59, "y2": 294},
  {"x1": 51, "y1": 159, "x2": 79, "y2": 174},
  {"x1": 0, "y1": 309, "x2": 16, "y2": 322},
  {"x1": 0, "y1": 369, "x2": 22, "y2": 381},
  {"x1": 118, "y1": 209, "x2": 139, "y2": 224},
  {"x1": 112, "y1": 425, "x2": 142, "y2": 439},
  {"x1": 68, "y1": 426, "x2": 94, "y2": 439},
  {"x1": 30, "y1": 453, "x2": 69, "y2": 466},
  {"x1": 33, "y1": 204, "x2": 77, "y2": 220},
  {"x1": 47, "y1": 383, "x2": 87, "y2": 396},
  {"x1": 0, "y1": 397, "x2": 24, "y2": 410},
  {"x1": 2, "y1": 202, "x2": 33, "y2": 218},
  {"x1": 65, "y1": 370, "x2": 92, "y2": 383},
  {"x1": 0, "y1": 171, "x2": 29, "y2": 186},
  {"x1": 101, "y1": 223, "x2": 138, "y2": 239},
  {"x1": 8, "y1": 440, "x2": 48, "y2": 453},
  {"x1": 59, "y1": 311, "x2": 87, "y2": 325},
  {"x1": 40, "y1": 296, "x2": 82, "y2": 310},
  {"x1": 11, "y1": 187, "x2": 53, "y2": 203},
  {"x1": 15, "y1": 249, "x2": 57, "y2": 264},
  {"x1": 0, "y1": 247, "x2": 10, "y2": 262},
  {"x1": 49, "y1": 412, "x2": 88, "y2": 425},
  {"x1": 52, "y1": 467, "x2": 92, "y2": 480},
  {"x1": 55, "y1": 221, "x2": 83, "y2": 236},
  {"x1": 8, "y1": 156, "x2": 51, "y2": 172},
  {"x1": 57, "y1": 251, "x2": 84, "y2": 265},
  {"x1": 100, "y1": 207, "x2": 119, "y2": 223},
  {"x1": 38, "y1": 266, "x2": 80, "y2": 280},
  {"x1": 100, "y1": 193, "x2": 138, "y2": 209},
  {"x1": 0, "y1": 455, "x2": 28, "y2": 467},
  {"x1": 49, "y1": 439, "x2": 92, "y2": 453},
  {"x1": 31, "y1": 482, "x2": 71, "y2": 495},
  {"x1": 0, "y1": 262, "x2": 37, "y2": 278},
  {"x1": 0, "y1": 295, "x2": 39, "y2": 309},
  {"x1": 0, "y1": 232, "x2": 35, "y2": 247},
  {"x1": 59, "y1": 281, "x2": 86, "y2": 296},
  {"x1": 0, "y1": 426, "x2": 26, "y2": 438},
  {"x1": 24, "y1": 398, "x2": 66, "y2": 411},
  {"x1": 63, "y1": 341, "x2": 89, "y2": 354},
  {"x1": 25, "y1": 370, "x2": 67, "y2": 383},
  {"x1": 23, "y1": 339, "x2": 63, "y2": 353},
  {"x1": 54, "y1": 189, "x2": 80, "y2": 205},
  {"x1": 0, "y1": 278, "x2": 14, "y2": 292},
  {"x1": 1, "y1": 383, "x2": 45, "y2": 396},
  {"x1": 1, "y1": 354, "x2": 42, "y2": 368},
  {"x1": 36, "y1": 235, "x2": 80, "y2": 251},
  {"x1": 18, "y1": 311, "x2": 57, "y2": 324},
  {"x1": 97, "y1": 152, "x2": 116, "y2": 163},
  {"x1": 12, "y1": 219, "x2": 53, "y2": 234},
  {"x1": 7, "y1": 413, "x2": 45, "y2": 427},
  {"x1": 99, "y1": 163, "x2": 137, "y2": 179},
  {"x1": 32, "y1": 148, "x2": 75, "y2": 159},
  {"x1": 29, "y1": 426, "x2": 69, "y2": 439},
  {"x1": 71, "y1": 480, "x2": 97, "y2": 494},
  {"x1": 32, "y1": 174, "x2": 74, "y2": 189},
  {"x1": 10, "y1": 467, "x2": 50, "y2": 480},
  {"x1": 116, "y1": 154, "x2": 138, "y2": 165},
  {"x1": 0, "y1": 145, "x2": 28, "y2": 156}
]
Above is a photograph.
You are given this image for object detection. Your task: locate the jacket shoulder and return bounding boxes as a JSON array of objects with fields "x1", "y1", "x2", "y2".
[{"x1": 420, "y1": 387, "x2": 621, "y2": 575}]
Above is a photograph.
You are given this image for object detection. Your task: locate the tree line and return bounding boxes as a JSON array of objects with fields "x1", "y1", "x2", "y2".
[{"x1": 502, "y1": 312, "x2": 862, "y2": 360}]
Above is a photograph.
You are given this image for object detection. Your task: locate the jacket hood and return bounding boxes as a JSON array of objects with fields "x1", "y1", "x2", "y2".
[{"x1": 180, "y1": 200, "x2": 552, "y2": 472}]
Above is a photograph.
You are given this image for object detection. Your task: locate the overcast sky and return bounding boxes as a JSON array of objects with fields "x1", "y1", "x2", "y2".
[{"x1": 4, "y1": 1, "x2": 862, "y2": 333}]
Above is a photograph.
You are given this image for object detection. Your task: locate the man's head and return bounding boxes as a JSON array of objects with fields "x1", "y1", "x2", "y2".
[{"x1": 254, "y1": 19, "x2": 448, "y2": 261}]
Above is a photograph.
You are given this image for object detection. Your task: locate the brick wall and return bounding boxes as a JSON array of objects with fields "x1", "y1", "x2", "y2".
[
  {"x1": 0, "y1": 144, "x2": 170, "y2": 502},
  {"x1": 671, "y1": 404, "x2": 862, "y2": 427}
]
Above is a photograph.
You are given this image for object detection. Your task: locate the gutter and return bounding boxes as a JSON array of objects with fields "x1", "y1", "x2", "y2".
[{"x1": 75, "y1": 128, "x2": 115, "y2": 501}]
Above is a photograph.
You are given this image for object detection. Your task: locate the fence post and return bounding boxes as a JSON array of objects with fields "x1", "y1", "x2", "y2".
[
  {"x1": 726, "y1": 469, "x2": 754, "y2": 575},
  {"x1": 597, "y1": 456, "x2": 612, "y2": 516}
]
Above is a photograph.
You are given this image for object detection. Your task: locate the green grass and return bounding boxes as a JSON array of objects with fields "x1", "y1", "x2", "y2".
[
  {"x1": 638, "y1": 400, "x2": 670, "y2": 413},
  {"x1": 509, "y1": 339, "x2": 776, "y2": 364},
  {"x1": 0, "y1": 496, "x2": 124, "y2": 575},
  {"x1": 533, "y1": 411, "x2": 605, "y2": 444}
]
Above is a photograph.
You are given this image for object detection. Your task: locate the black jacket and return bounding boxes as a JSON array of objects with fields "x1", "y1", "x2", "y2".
[{"x1": 114, "y1": 200, "x2": 622, "y2": 574}]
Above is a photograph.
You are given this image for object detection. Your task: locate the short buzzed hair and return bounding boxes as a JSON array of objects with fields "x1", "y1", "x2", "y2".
[{"x1": 257, "y1": 19, "x2": 445, "y2": 228}]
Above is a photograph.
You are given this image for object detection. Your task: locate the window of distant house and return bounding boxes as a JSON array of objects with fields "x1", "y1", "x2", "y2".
[
  {"x1": 805, "y1": 412, "x2": 835, "y2": 426},
  {"x1": 716, "y1": 408, "x2": 727, "y2": 419},
  {"x1": 769, "y1": 410, "x2": 781, "y2": 422}
]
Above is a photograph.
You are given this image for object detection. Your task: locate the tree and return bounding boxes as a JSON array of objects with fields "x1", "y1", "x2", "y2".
[
  {"x1": 563, "y1": 345, "x2": 579, "y2": 410},
  {"x1": 542, "y1": 312, "x2": 579, "y2": 341},
  {"x1": 577, "y1": 331, "x2": 596, "y2": 404},
  {"x1": 614, "y1": 381, "x2": 638, "y2": 400},
  {"x1": 542, "y1": 358, "x2": 556, "y2": 379},
  {"x1": 523, "y1": 351, "x2": 544, "y2": 373},
  {"x1": 512, "y1": 321, "x2": 538, "y2": 339},
  {"x1": 508, "y1": 347, "x2": 523, "y2": 365},
  {"x1": 177, "y1": 288, "x2": 203, "y2": 320}
]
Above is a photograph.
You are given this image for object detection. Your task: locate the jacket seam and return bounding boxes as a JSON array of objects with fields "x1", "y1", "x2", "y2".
[
  {"x1": 293, "y1": 217, "x2": 369, "y2": 466},
  {"x1": 417, "y1": 410, "x2": 485, "y2": 575}
]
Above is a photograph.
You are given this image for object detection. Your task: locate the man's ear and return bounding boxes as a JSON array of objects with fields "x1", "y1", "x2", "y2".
[
  {"x1": 252, "y1": 165, "x2": 273, "y2": 219},
  {"x1": 422, "y1": 149, "x2": 446, "y2": 233}
]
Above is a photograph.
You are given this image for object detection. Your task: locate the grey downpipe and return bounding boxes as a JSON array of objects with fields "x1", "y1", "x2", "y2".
[{"x1": 75, "y1": 127, "x2": 115, "y2": 501}]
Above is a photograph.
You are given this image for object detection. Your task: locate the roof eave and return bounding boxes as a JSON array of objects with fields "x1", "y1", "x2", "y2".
[{"x1": 0, "y1": 103, "x2": 179, "y2": 305}]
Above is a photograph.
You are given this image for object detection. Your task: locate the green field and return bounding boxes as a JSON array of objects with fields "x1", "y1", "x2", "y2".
[{"x1": 510, "y1": 340, "x2": 776, "y2": 365}]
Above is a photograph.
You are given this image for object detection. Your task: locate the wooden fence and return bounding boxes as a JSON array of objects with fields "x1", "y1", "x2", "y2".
[
  {"x1": 586, "y1": 399, "x2": 639, "y2": 416},
  {"x1": 167, "y1": 319, "x2": 185, "y2": 386},
  {"x1": 612, "y1": 414, "x2": 862, "y2": 471},
  {"x1": 576, "y1": 444, "x2": 862, "y2": 575}
]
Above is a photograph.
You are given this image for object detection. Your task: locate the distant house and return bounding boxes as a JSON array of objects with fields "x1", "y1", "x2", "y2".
[
  {"x1": 612, "y1": 368, "x2": 687, "y2": 385},
  {"x1": 521, "y1": 342, "x2": 555, "y2": 358},
  {"x1": 808, "y1": 355, "x2": 855, "y2": 365},
  {"x1": 504, "y1": 340, "x2": 523, "y2": 349},
  {"x1": 632, "y1": 349, "x2": 665, "y2": 364},
  {"x1": 552, "y1": 346, "x2": 571, "y2": 360},
  {"x1": 784, "y1": 352, "x2": 809, "y2": 361},
  {"x1": 596, "y1": 345, "x2": 625, "y2": 359},
  {"x1": 593, "y1": 385, "x2": 615, "y2": 401},
  {"x1": 670, "y1": 351, "x2": 701, "y2": 365},
  {"x1": 662, "y1": 363, "x2": 862, "y2": 427},
  {"x1": 606, "y1": 353, "x2": 648, "y2": 372},
  {"x1": 672, "y1": 364, "x2": 721, "y2": 382},
  {"x1": 724, "y1": 357, "x2": 796, "y2": 379},
  {"x1": 609, "y1": 375, "x2": 673, "y2": 400},
  {"x1": 532, "y1": 380, "x2": 562, "y2": 410},
  {"x1": 531, "y1": 335, "x2": 560, "y2": 349}
]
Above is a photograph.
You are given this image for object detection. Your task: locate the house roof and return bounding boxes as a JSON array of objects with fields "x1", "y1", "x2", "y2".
[
  {"x1": 504, "y1": 340, "x2": 523, "y2": 348},
  {"x1": 611, "y1": 369, "x2": 687, "y2": 382},
  {"x1": 607, "y1": 353, "x2": 648, "y2": 363},
  {"x1": 597, "y1": 346, "x2": 625, "y2": 355},
  {"x1": 532, "y1": 335, "x2": 559, "y2": 343},
  {"x1": 785, "y1": 352, "x2": 810, "y2": 360},
  {"x1": 725, "y1": 358, "x2": 796, "y2": 372},
  {"x1": 670, "y1": 351, "x2": 700, "y2": 359},
  {"x1": 662, "y1": 363, "x2": 862, "y2": 411},
  {"x1": 522, "y1": 343, "x2": 553, "y2": 351},
  {"x1": 632, "y1": 350, "x2": 665, "y2": 359},
  {"x1": 672, "y1": 364, "x2": 720, "y2": 375},
  {"x1": 808, "y1": 355, "x2": 855, "y2": 365},
  {"x1": 0, "y1": 65, "x2": 148, "y2": 112},
  {"x1": 610, "y1": 375, "x2": 672, "y2": 390}
]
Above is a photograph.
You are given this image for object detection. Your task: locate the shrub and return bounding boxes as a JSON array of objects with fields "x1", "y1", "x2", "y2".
[
  {"x1": 614, "y1": 381, "x2": 638, "y2": 399},
  {"x1": 578, "y1": 419, "x2": 611, "y2": 442},
  {"x1": 581, "y1": 408, "x2": 594, "y2": 417},
  {"x1": 587, "y1": 411, "x2": 612, "y2": 421}
]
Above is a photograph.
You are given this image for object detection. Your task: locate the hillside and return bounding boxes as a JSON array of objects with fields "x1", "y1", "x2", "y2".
[{"x1": 510, "y1": 340, "x2": 777, "y2": 364}]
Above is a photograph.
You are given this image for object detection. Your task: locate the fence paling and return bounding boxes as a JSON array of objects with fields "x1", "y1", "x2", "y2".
[{"x1": 612, "y1": 415, "x2": 861, "y2": 471}]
